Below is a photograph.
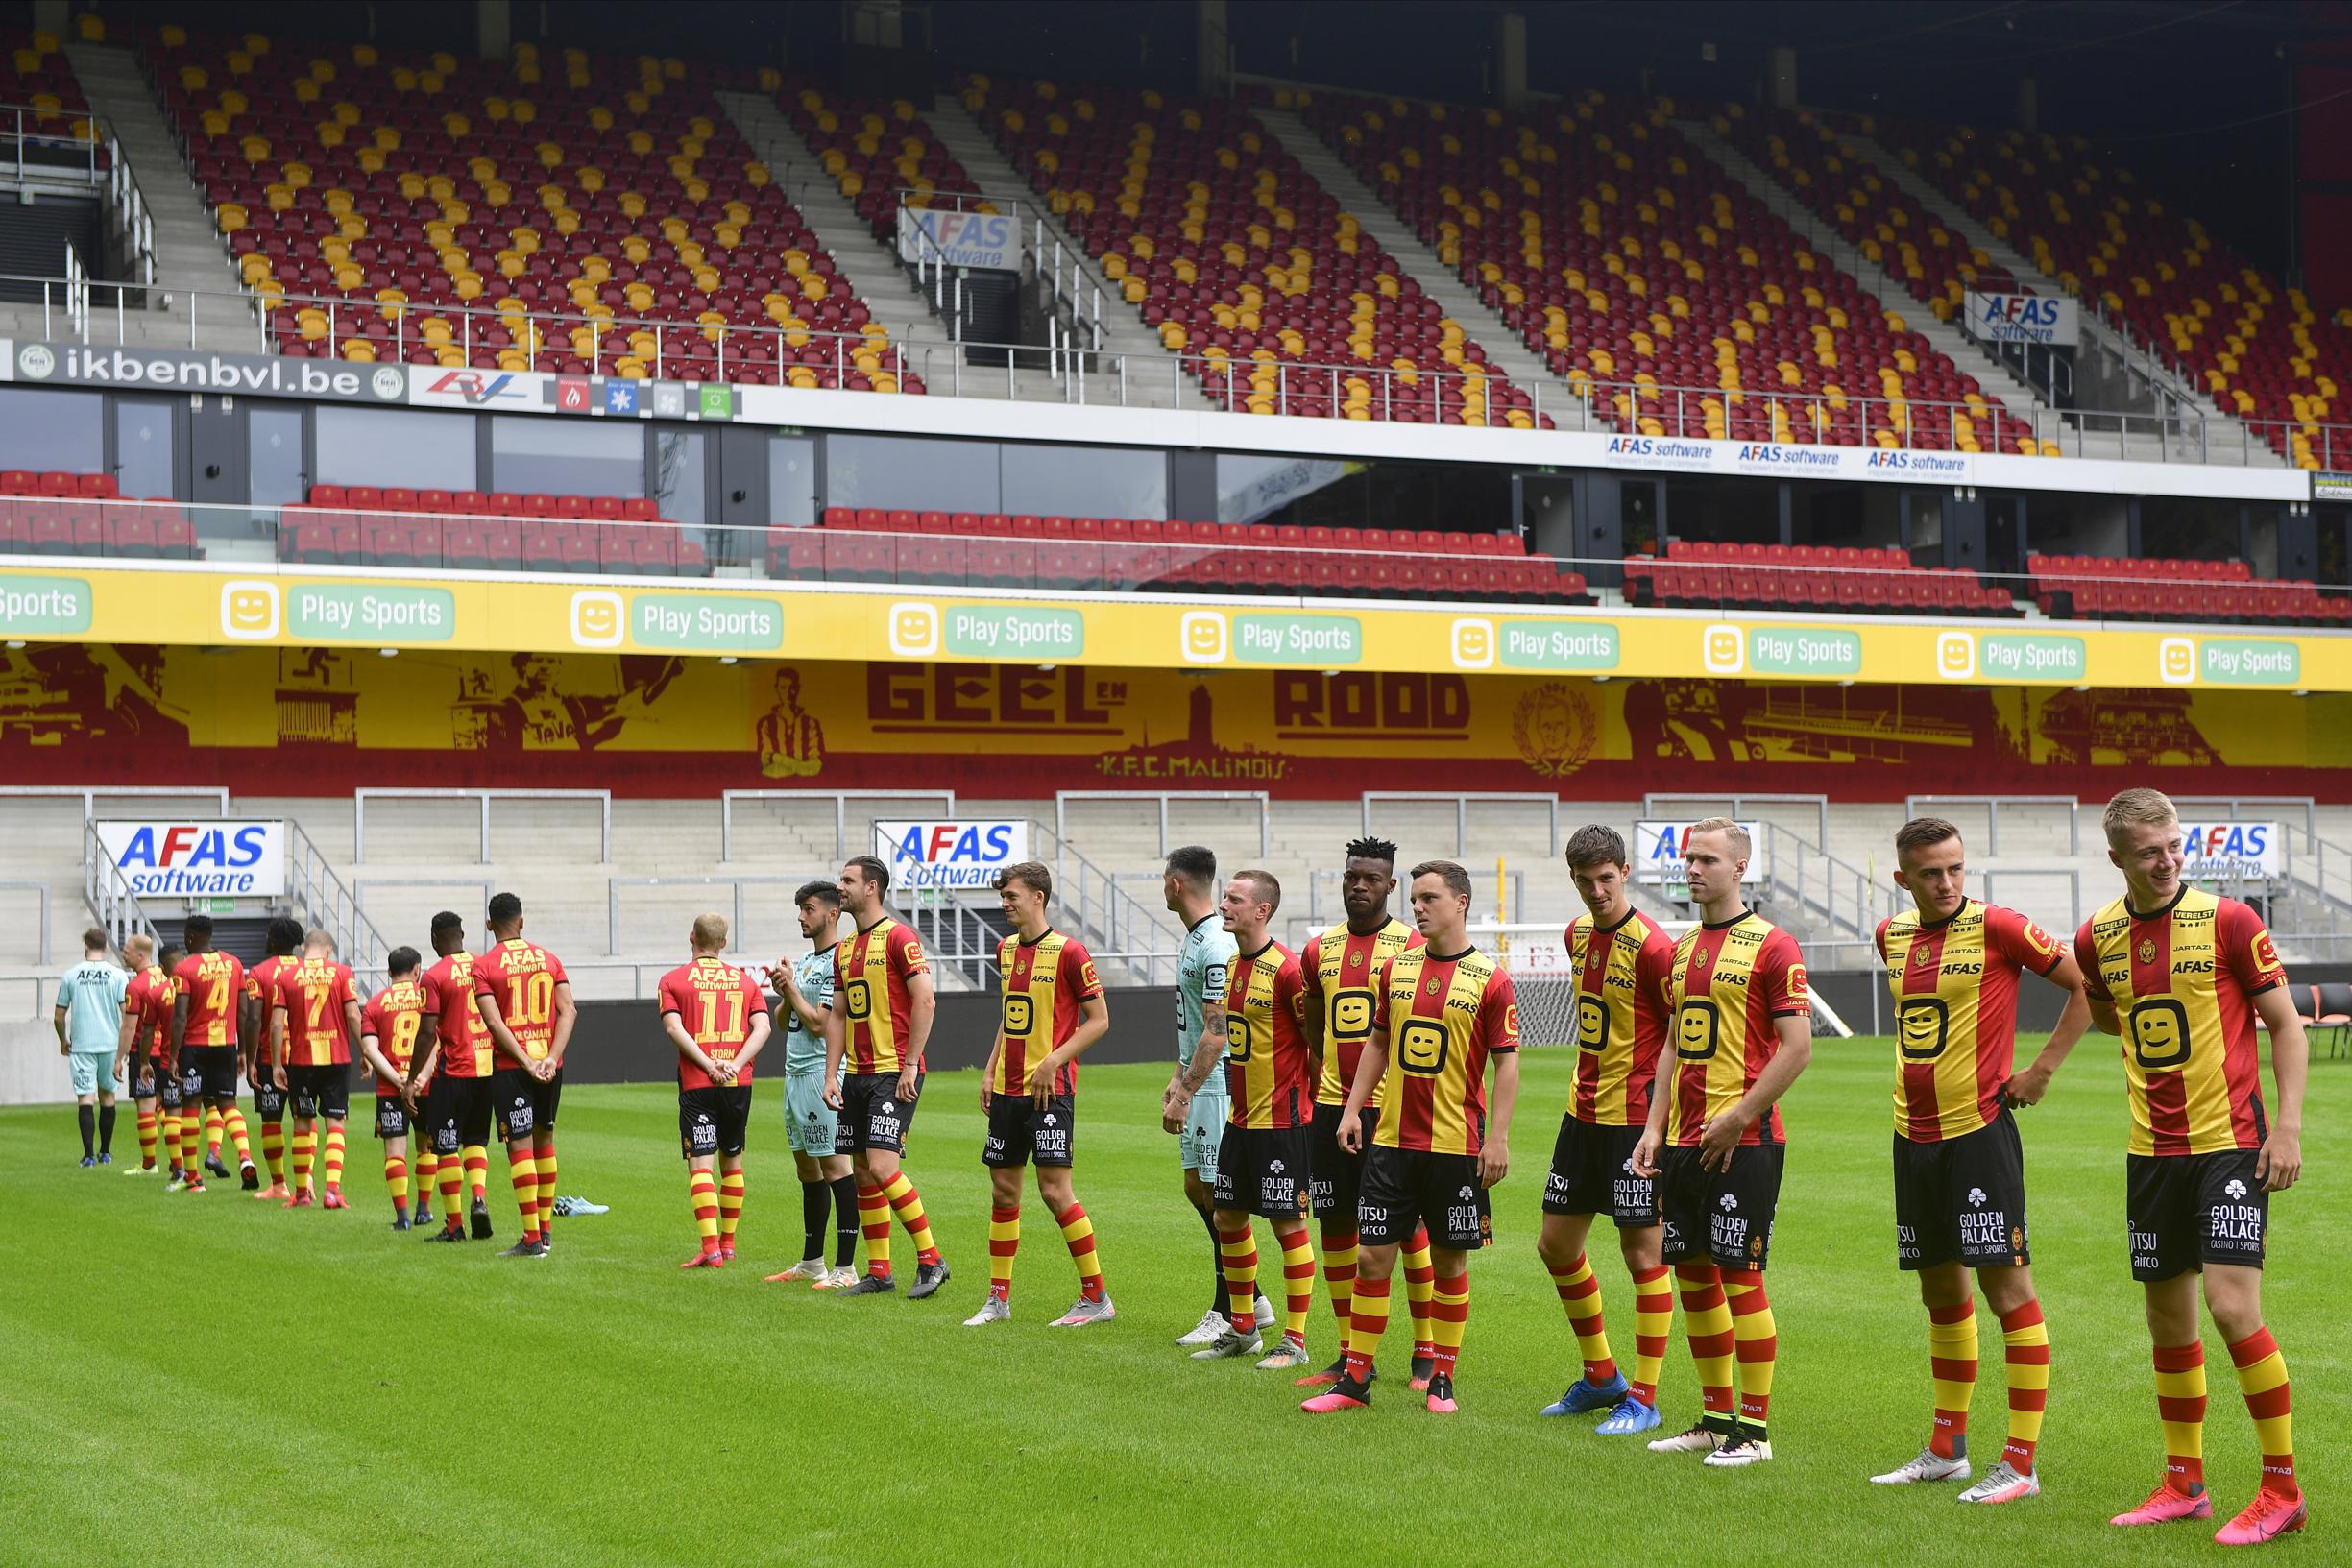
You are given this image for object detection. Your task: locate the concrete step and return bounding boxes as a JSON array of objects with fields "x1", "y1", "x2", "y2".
[
  {"x1": 61, "y1": 37, "x2": 257, "y2": 352},
  {"x1": 1837, "y1": 127, "x2": 2284, "y2": 467},
  {"x1": 1251, "y1": 104, "x2": 1571, "y2": 404},
  {"x1": 926, "y1": 97, "x2": 1212, "y2": 411},
  {"x1": 1675, "y1": 118, "x2": 2049, "y2": 428}
]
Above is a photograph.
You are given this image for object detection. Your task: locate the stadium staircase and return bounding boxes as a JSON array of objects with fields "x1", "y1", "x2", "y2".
[
  {"x1": 926, "y1": 92, "x2": 1215, "y2": 410},
  {"x1": 47, "y1": 36, "x2": 251, "y2": 349},
  {"x1": 1249, "y1": 103, "x2": 1572, "y2": 411},
  {"x1": 1831, "y1": 123, "x2": 2282, "y2": 469},
  {"x1": 1672, "y1": 117, "x2": 2048, "y2": 432}
]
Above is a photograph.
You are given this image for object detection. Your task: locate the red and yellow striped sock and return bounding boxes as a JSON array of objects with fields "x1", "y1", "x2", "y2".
[
  {"x1": 1344, "y1": 1275, "x2": 1391, "y2": 1384},
  {"x1": 385, "y1": 1153, "x2": 409, "y2": 1213},
  {"x1": 2228, "y1": 1327, "x2": 2295, "y2": 1499},
  {"x1": 2000, "y1": 1299, "x2": 2049, "y2": 1473},
  {"x1": 290, "y1": 1126, "x2": 316, "y2": 1193},
  {"x1": 414, "y1": 1147, "x2": 438, "y2": 1205},
  {"x1": 1320, "y1": 1224, "x2": 1358, "y2": 1337},
  {"x1": 1056, "y1": 1202, "x2": 1103, "y2": 1302},
  {"x1": 260, "y1": 1119, "x2": 286, "y2": 1186},
  {"x1": 438, "y1": 1150, "x2": 464, "y2": 1224},
  {"x1": 463, "y1": 1144, "x2": 488, "y2": 1206},
  {"x1": 1218, "y1": 1223, "x2": 1259, "y2": 1323},
  {"x1": 1401, "y1": 1226, "x2": 1437, "y2": 1361},
  {"x1": 160, "y1": 1109, "x2": 182, "y2": 1171},
  {"x1": 535, "y1": 1139, "x2": 558, "y2": 1237},
  {"x1": 1548, "y1": 1252, "x2": 1616, "y2": 1384},
  {"x1": 858, "y1": 1182, "x2": 892, "y2": 1276},
  {"x1": 1277, "y1": 1223, "x2": 1315, "y2": 1341},
  {"x1": 507, "y1": 1145, "x2": 540, "y2": 1242},
  {"x1": 987, "y1": 1204, "x2": 1020, "y2": 1300},
  {"x1": 322, "y1": 1125, "x2": 346, "y2": 1194},
  {"x1": 1724, "y1": 1267, "x2": 1776, "y2": 1436},
  {"x1": 1630, "y1": 1264, "x2": 1672, "y2": 1409},
  {"x1": 881, "y1": 1172, "x2": 939, "y2": 1265},
  {"x1": 179, "y1": 1110, "x2": 202, "y2": 1173},
  {"x1": 688, "y1": 1168, "x2": 719, "y2": 1251},
  {"x1": 1928, "y1": 1299, "x2": 1978, "y2": 1459},
  {"x1": 2154, "y1": 1340, "x2": 2207, "y2": 1493},
  {"x1": 1677, "y1": 1264, "x2": 1736, "y2": 1428},
  {"x1": 717, "y1": 1168, "x2": 743, "y2": 1247},
  {"x1": 223, "y1": 1104, "x2": 252, "y2": 1166},
  {"x1": 136, "y1": 1108, "x2": 158, "y2": 1169},
  {"x1": 1430, "y1": 1268, "x2": 1469, "y2": 1377},
  {"x1": 204, "y1": 1106, "x2": 224, "y2": 1158}
]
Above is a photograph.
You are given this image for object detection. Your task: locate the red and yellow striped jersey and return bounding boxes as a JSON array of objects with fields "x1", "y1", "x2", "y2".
[
  {"x1": 124, "y1": 964, "x2": 175, "y2": 1062},
  {"x1": 473, "y1": 938, "x2": 571, "y2": 1064},
  {"x1": 2075, "y1": 888, "x2": 2284, "y2": 1157},
  {"x1": 835, "y1": 917, "x2": 930, "y2": 1075},
  {"x1": 1662, "y1": 913, "x2": 1808, "y2": 1147},
  {"x1": 1878, "y1": 900, "x2": 2064, "y2": 1142},
  {"x1": 1372, "y1": 946, "x2": 1519, "y2": 1155},
  {"x1": 423, "y1": 952, "x2": 491, "y2": 1079},
  {"x1": 274, "y1": 957, "x2": 357, "y2": 1068},
  {"x1": 658, "y1": 956, "x2": 772, "y2": 1091},
  {"x1": 244, "y1": 954, "x2": 295, "y2": 1065},
  {"x1": 171, "y1": 950, "x2": 245, "y2": 1049},
  {"x1": 1566, "y1": 908, "x2": 1677, "y2": 1127},
  {"x1": 1302, "y1": 916, "x2": 1422, "y2": 1108},
  {"x1": 1224, "y1": 940, "x2": 1312, "y2": 1129},
  {"x1": 362, "y1": 978, "x2": 431, "y2": 1096},
  {"x1": 991, "y1": 929, "x2": 1102, "y2": 1097}
]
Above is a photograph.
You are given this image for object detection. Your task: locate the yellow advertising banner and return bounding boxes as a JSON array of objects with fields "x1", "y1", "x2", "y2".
[
  {"x1": 8, "y1": 639, "x2": 2348, "y2": 801},
  {"x1": 0, "y1": 563, "x2": 2346, "y2": 694}
]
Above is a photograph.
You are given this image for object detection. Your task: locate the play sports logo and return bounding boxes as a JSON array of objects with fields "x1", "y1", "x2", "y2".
[{"x1": 13, "y1": 343, "x2": 405, "y2": 400}]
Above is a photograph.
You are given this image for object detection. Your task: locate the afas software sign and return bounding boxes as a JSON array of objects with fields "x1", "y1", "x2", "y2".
[
  {"x1": 873, "y1": 820, "x2": 1030, "y2": 890},
  {"x1": 2177, "y1": 820, "x2": 2282, "y2": 881},
  {"x1": 1634, "y1": 820, "x2": 1764, "y2": 886},
  {"x1": 95, "y1": 820, "x2": 286, "y2": 898}
]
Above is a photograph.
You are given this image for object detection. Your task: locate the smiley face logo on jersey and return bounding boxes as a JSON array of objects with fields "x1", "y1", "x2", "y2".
[
  {"x1": 1397, "y1": 1018, "x2": 1449, "y2": 1075},
  {"x1": 1674, "y1": 1000, "x2": 1719, "y2": 1061},
  {"x1": 1002, "y1": 993, "x2": 1034, "y2": 1037},
  {"x1": 1898, "y1": 997, "x2": 1950, "y2": 1061},
  {"x1": 1332, "y1": 990, "x2": 1375, "y2": 1042},
  {"x1": 1575, "y1": 995, "x2": 1608, "y2": 1053},
  {"x1": 843, "y1": 978, "x2": 873, "y2": 1022},
  {"x1": 2126, "y1": 998, "x2": 2192, "y2": 1071}
]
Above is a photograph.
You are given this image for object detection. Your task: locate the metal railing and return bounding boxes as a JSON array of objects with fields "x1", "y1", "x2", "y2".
[
  {"x1": 1361, "y1": 791, "x2": 1561, "y2": 857},
  {"x1": 902, "y1": 895, "x2": 1001, "y2": 989},
  {"x1": 1055, "y1": 790, "x2": 1272, "y2": 858},
  {"x1": 607, "y1": 874, "x2": 807, "y2": 958},
  {"x1": 352, "y1": 787, "x2": 613, "y2": 864},
  {"x1": 721, "y1": 788, "x2": 955, "y2": 861},
  {"x1": 1028, "y1": 814, "x2": 1186, "y2": 985},
  {"x1": 1904, "y1": 794, "x2": 2082, "y2": 855},
  {"x1": 81, "y1": 818, "x2": 157, "y2": 953},
  {"x1": 0, "y1": 107, "x2": 153, "y2": 288},
  {"x1": 5, "y1": 267, "x2": 2309, "y2": 461},
  {"x1": 0, "y1": 881, "x2": 53, "y2": 966},
  {"x1": 282, "y1": 816, "x2": 396, "y2": 988}
]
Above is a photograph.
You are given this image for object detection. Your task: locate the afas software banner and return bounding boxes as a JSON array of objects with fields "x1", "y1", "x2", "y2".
[
  {"x1": 2, "y1": 565, "x2": 2349, "y2": 695},
  {"x1": 9, "y1": 640, "x2": 2352, "y2": 802}
]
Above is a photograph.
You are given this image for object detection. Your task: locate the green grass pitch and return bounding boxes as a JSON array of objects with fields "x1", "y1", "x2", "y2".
[{"x1": 1, "y1": 1039, "x2": 2339, "y2": 1565}]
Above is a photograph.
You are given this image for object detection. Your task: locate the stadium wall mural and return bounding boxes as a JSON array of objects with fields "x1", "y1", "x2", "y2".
[{"x1": 10, "y1": 643, "x2": 2351, "y2": 800}]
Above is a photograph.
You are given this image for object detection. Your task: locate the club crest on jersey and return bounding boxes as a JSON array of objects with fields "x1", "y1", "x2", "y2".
[
  {"x1": 2139, "y1": 938, "x2": 2157, "y2": 962},
  {"x1": 1425, "y1": 978, "x2": 1443, "y2": 996},
  {"x1": 1913, "y1": 946, "x2": 1935, "y2": 967},
  {"x1": 1690, "y1": 949, "x2": 1709, "y2": 972}
]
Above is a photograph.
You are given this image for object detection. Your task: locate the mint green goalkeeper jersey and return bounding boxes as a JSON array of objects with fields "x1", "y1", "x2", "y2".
[{"x1": 1176, "y1": 913, "x2": 1236, "y2": 1086}]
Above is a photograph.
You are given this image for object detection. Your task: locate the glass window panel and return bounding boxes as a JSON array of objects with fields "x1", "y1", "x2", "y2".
[
  {"x1": 248, "y1": 407, "x2": 305, "y2": 507},
  {"x1": 0, "y1": 388, "x2": 102, "y2": 473},
  {"x1": 824, "y1": 433, "x2": 999, "y2": 515},
  {"x1": 652, "y1": 430, "x2": 706, "y2": 524},
  {"x1": 1001, "y1": 441, "x2": 1166, "y2": 519},
  {"x1": 489, "y1": 416, "x2": 643, "y2": 497},
  {"x1": 769, "y1": 436, "x2": 816, "y2": 528},
  {"x1": 113, "y1": 400, "x2": 176, "y2": 499},
  {"x1": 315, "y1": 406, "x2": 475, "y2": 489}
]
